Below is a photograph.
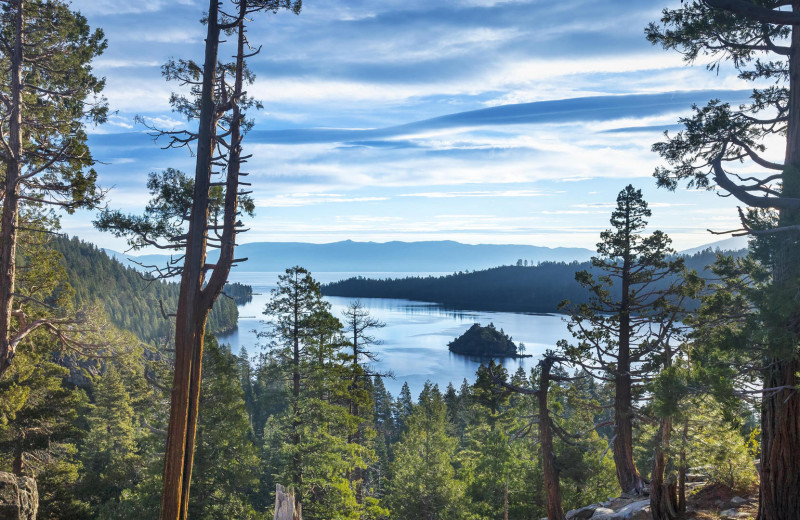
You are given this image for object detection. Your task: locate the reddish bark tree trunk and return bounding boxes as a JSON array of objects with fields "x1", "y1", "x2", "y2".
[
  {"x1": 539, "y1": 358, "x2": 566, "y2": 520},
  {"x1": 159, "y1": 2, "x2": 220, "y2": 518},
  {"x1": 758, "y1": 357, "x2": 800, "y2": 520},
  {"x1": 758, "y1": 6, "x2": 800, "y2": 519},
  {"x1": 0, "y1": 0, "x2": 24, "y2": 379},
  {"x1": 678, "y1": 419, "x2": 688, "y2": 514},
  {"x1": 650, "y1": 417, "x2": 678, "y2": 520},
  {"x1": 613, "y1": 212, "x2": 646, "y2": 496}
]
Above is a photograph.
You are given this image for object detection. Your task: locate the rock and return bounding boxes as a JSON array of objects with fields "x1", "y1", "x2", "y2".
[
  {"x1": 606, "y1": 497, "x2": 637, "y2": 510},
  {"x1": 729, "y1": 496, "x2": 746, "y2": 506},
  {"x1": 591, "y1": 499, "x2": 650, "y2": 520},
  {"x1": 686, "y1": 473, "x2": 707, "y2": 482},
  {"x1": 0, "y1": 472, "x2": 38, "y2": 520},
  {"x1": 567, "y1": 505, "x2": 597, "y2": 520}
]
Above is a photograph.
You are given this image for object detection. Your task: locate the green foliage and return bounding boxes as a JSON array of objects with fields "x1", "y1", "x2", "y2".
[
  {"x1": 448, "y1": 323, "x2": 522, "y2": 357},
  {"x1": 324, "y1": 248, "x2": 733, "y2": 314},
  {"x1": 0, "y1": 0, "x2": 108, "y2": 213},
  {"x1": 50, "y1": 235, "x2": 241, "y2": 344},
  {"x1": 189, "y1": 337, "x2": 262, "y2": 520},
  {"x1": 79, "y1": 368, "x2": 142, "y2": 509},
  {"x1": 259, "y1": 267, "x2": 378, "y2": 519},
  {"x1": 386, "y1": 382, "x2": 468, "y2": 520}
]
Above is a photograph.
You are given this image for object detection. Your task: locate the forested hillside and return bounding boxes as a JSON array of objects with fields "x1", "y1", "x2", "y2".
[
  {"x1": 50, "y1": 236, "x2": 241, "y2": 343},
  {"x1": 323, "y1": 248, "x2": 742, "y2": 313}
]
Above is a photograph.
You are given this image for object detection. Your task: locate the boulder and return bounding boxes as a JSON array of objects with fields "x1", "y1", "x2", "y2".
[
  {"x1": 0, "y1": 473, "x2": 37, "y2": 520},
  {"x1": 567, "y1": 504, "x2": 597, "y2": 520},
  {"x1": 591, "y1": 499, "x2": 650, "y2": 520}
]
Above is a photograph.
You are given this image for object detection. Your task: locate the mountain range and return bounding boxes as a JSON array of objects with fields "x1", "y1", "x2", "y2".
[{"x1": 104, "y1": 237, "x2": 748, "y2": 274}]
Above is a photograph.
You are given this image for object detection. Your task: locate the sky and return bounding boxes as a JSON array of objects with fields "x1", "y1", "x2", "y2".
[{"x1": 61, "y1": 0, "x2": 766, "y2": 252}]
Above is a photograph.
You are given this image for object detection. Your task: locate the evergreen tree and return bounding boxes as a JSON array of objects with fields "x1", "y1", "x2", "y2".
[
  {"x1": 560, "y1": 185, "x2": 686, "y2": 495},
  {"x1": 0, "y1": 0, "x2": 108, "y2": 377},
  {"x1": 387, "y1": 382, "x2": 467, "y2": 520},
  {"x1": 647, "y1": 2, "x2": 800, "y2": 516},
  {"x1": 261, "y1": 267, "x2": 371, "y2": 518},
  {"x1": 394, "y1": 382, "x2": 414, "y2": 435},
  {"x1": 188, "y1": 338, "x2": 261, "y2": 520},
  {"x1": 341, "y1": 301, "x2": 385, "y2": 504},
  {"x1": 80, "y1": 368, "x2": 143, "y2": 511}
]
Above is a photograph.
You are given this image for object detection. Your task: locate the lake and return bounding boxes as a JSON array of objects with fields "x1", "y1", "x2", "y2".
[{"x1": 218, "y1": 271, "x2": 572, "y2": 398}]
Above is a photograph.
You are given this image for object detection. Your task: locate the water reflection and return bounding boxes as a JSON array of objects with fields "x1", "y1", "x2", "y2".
[{"x1": 218, "y1": 272, "x2": 572, "y2": 397}]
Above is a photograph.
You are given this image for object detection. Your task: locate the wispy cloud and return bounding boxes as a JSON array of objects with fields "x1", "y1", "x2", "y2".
[{"x1": 255, "y1": 193, "x2": 390, "y2": 207}]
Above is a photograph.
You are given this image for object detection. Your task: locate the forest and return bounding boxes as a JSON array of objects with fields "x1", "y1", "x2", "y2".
[
  {"x1": 322, "y1": 248, "x2": 741, "y2": 314},
  {"x1": 0, "y1": 1, "x2": 799, "y2": 520}
]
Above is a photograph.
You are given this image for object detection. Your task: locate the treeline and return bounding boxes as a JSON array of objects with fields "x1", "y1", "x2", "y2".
[
  {"x1": 50, "y1": 235, "x2": 242, "y2": 343},
  {"x1": 0, "y1": 264, "x2": 752, "y2": 520},
  {"x1": 322, "y1": 248, "x2": 740, "y2": 313}
]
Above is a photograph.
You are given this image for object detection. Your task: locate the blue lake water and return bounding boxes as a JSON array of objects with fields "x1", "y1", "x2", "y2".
[{"x1": 218, "y1": 271, "x2": 572, "y2": 398}]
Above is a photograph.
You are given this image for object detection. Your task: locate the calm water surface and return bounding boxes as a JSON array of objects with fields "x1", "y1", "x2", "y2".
[{"x1": 218, "y1": 272, "x2": 571, "y2": 397}]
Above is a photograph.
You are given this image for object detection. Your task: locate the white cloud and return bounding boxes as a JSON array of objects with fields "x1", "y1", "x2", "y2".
[{"x1": 255, "y1": 193, "x2": 390, "y2": 207}]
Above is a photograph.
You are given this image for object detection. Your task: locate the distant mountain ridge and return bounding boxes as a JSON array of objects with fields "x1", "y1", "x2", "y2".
[
  {"x1": 105, "y1": 240, "x2": 595, "y2": 273},
  {"x1": 105, "y1": 237, "x2": 750, "y2": 275}
]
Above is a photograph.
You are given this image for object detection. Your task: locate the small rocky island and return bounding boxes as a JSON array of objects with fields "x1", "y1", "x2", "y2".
[{"x1": 448, "y1": 323, "x2": 530, "y2": 358}]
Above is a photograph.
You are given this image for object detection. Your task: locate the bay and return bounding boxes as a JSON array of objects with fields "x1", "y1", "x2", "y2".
[{"x1": 218, "y1": 271, "x2": 572, "y2": 397}]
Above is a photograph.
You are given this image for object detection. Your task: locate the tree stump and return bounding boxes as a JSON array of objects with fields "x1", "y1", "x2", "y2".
[
  {"x1": 0, "y1": 472, "x2": 37, "y2": 520},
  {"x1": 274, "y1": 484, "x2": 301, "y2": 520}
]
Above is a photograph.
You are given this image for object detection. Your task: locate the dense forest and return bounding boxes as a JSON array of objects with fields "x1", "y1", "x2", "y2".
[
  {"x1": 50, "y1": 235, "x2": 242, "y2": 342},
  {"x1": 322, "y1": 248, "x2": 742, "y2": 313}
]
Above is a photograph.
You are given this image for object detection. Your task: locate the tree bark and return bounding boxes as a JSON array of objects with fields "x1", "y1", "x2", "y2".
[
  {"x1": 678, "y1": 418, "x2": 688, "y2": 514},
  {"x1": 159, "y1": 2, "x2": 220, "y2": 518},
  {"x1": 613, "y1": 206, "x2": 646, "y2": 496},
  {"x1": 650, "y1": 417, "x2": 678, "y2": 520},
  {"x1": 503, "y1": 478, "x2": 509, "y2": 520},
  {"x1": 758, "y1": 356, "x2": 800, "y2": 520},
  {"x1": 0, "y1": 0, "x2": 24, "y2": 379},
  {"x1": 539, "y1": 358, "x2": 566, "y2": 520},
  {"x1": 757, "y1": 5, "x2": 800, "y2": 519}
]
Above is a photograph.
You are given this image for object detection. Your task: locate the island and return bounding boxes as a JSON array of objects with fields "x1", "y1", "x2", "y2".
[{"x1": 448, "y1": 323, "x2": 531, "y2": 358}]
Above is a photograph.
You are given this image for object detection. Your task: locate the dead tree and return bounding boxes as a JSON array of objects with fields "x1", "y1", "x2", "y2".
[{"x1": 341, "y1": 300, "x2": 386, "y2": 503}]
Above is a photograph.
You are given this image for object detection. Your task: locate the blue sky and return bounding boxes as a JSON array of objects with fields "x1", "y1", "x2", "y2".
[{"x1": 62, "y1": 0, "x2": 767, "y2": 251}]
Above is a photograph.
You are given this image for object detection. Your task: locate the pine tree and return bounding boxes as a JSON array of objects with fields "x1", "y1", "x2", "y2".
[
  {"x1": 188, "y1": 337, "x2": 261, "y2": 520},
  {"x1": 261, "y1": 267, "x2": 369, "y2": 519},
  {"x1": 0, "y1": 0, "x2": 108, "y2": 377},
  {"x1": 560, "y1": 185, "x2": 686, "y2": 496},
  {"x1": 80, "y1": 368, "x2": 142, "y2": 509},
  {"x1": 647, "y1": 3, "x2": 800, "y2": 516},
  {"x1": 341, "y1": 300, "x2": 385, "y2": 504},
  {"x1": 386, "y1": 382, "x2": 467, "y2": 520}
]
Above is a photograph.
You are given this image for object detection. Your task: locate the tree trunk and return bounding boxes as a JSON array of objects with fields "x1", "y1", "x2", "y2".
[
  {"x1": 503, "y1": 478, "x2": 509, "y2": 520},
  {"x1": 12, "y1": 441, "x2": 23, "y2": 476},
  {"x1": 350, "y1": 330, "x2": 363, "y2": 503},
  {"x1": 758, "y1": 6, "x2": 800, "y2": 519},
  {"x1": 274, "y1": 484, "x2": 302, "y2": 520},
  {"x1": 0, "y1": 0, "x2": 24, "y2": 379},
  {"x1": 539, "y1": 358, "x2": 566, "y2": 520},
  {"x1": 678, "y1": 418, "x2": 688, "y2": 514},
  {"x1": 650, "y1": 417, "x2": 678, "y2": 520},
  {"x1": 758, "y1": 356, "x2": 800, "y2": 520},
  {"x1": 159, "y1": 2, "x2": 219, "y2": 518},
  {"x1": 613, "y1": 221, "x2": 646, "y2": 496}
]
